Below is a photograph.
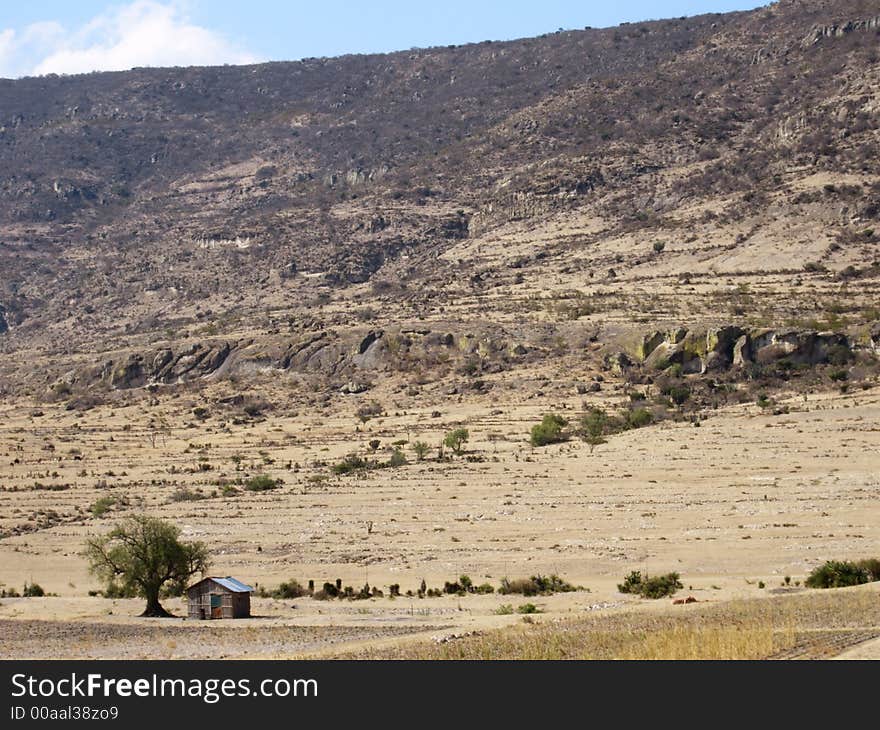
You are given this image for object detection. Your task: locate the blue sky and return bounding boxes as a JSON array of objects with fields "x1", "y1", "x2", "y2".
[{"x1": 0, "y1": 1, "x2": 770, "y2": 78}]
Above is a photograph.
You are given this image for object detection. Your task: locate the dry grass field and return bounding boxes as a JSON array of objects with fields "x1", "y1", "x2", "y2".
[{"x1": 1, "y1": 378, "x2": 879, "y2": 659}]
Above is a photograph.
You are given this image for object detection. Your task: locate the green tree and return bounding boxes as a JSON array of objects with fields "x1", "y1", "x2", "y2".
[
  {"x1": 411, "y1": 441, "x2": 430, "y2": 461},
  {"x1": 84, "y1": 515, "x2": 210, "y2": 617},
  {"x1": 443, "y1": 428, "x2": 470, "y2": 455},
  {"x1": 579, "y1": 408, "x2": 607, "y2": 453}
]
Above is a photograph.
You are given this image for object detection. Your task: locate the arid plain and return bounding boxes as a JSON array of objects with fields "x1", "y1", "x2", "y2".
[{"x1": 2, "y1": 375, "x2": 879, "y2": 658}]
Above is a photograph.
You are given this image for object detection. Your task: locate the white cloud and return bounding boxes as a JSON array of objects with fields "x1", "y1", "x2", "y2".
[
  {"x1": 0, "y1": 28, "x2": 16, "y2": 76},
  {"x1": 0, "y1": 1, "x2": 260, "y2": 78}
]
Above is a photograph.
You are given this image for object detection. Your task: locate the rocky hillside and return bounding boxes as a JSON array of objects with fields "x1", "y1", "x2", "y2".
[{"x1": 1, "y1": 0, "x2": 879, "y2": 399}]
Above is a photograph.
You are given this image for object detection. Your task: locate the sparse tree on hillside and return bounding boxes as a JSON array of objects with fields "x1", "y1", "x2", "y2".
[
  {"x1": 411, "y1": 441, "x2": 430, "y2": 461},
  {"x1": 580, "y1": 408, "x2": 607, "y2": 453},
  {"x1": 84, "y1": 515, "x2": 209, "y2": 617},
  {"x1": 443, "y1": 428, "x2": 469, "y2": 455}
]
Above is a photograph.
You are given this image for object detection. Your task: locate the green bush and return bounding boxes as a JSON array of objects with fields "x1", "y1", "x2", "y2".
[
  {"x1": 617, "y1": 571, "x2": 682, "y2": 599},
  {"x1": 270, "y1": 579, "x2": 309, "y2": 599},
  {"x1": 22, "y1": 582, "x2": 45, "y2": 597},
  {"x1": 857, "y1": 558, "x2": 880, "y2": 582},
  {"x1": 625, "y1": 408, "x2": 653, "y2": 429},
  {"x1": 499, "y1": 574, "x2": 576, "y2": 596},
  {"x1": 579, "y1": 408, "x2": 607, "y2": 451},
  {"x1": 663, "y1": 384, "x2": 691, "y2": 406},
  {"x1": 388, "y1": 448, "x2": 407, "y2": 468},
  {"x1": 90, "y1": 496, "x2": 118, "y2": 517},
  {"x1": 805, "y1": 560, "x2": 870, "y2": 589},
  {"x1": 169, "y1": 487, "x2": 205, "y2": 502},
  {"x1": 756, "y1": 394, "x2": 773, "y2": 409},
  {"x1": 411, "y1": 441, "x2": 430, "y2": 461},
  {"x1": 517, "y1": 603, "x2": 541, "y2": 614},
  {"x1": 331, "y1": 454, "x2": 369, "y2": 475},
  {"x1": 443, "y1": 428, "x2": 469, "y2": 454},
  {"x1": 530, "y1": 413, "x2": 569, "y2": 447},
  {"x1": 244, "y1": 474, "x2": 281, "y2": 491}
]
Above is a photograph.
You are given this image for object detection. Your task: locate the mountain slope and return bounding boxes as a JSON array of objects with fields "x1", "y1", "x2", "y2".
[{"x1": 0, "y1": 0, "x2": 878, "y2": 396}]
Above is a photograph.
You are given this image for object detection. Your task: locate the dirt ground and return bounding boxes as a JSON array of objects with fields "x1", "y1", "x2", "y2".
[{"x1": 1, "y1": 382, "x2": 878, "y2": 658}]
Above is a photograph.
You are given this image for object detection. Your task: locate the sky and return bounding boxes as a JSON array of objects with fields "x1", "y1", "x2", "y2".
[{"x1": 0, "y1": 0, "x2": 771, "y2": 79}]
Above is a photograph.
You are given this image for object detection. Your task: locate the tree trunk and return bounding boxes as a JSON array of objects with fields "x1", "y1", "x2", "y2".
[{"x1": 140, "y1": 588, "x2": 173, "y2": 618}]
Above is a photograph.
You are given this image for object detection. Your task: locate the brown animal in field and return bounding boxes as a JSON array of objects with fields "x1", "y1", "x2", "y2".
[{"x1": 673, "y1": 596, "x2": 698, "y2": 605}]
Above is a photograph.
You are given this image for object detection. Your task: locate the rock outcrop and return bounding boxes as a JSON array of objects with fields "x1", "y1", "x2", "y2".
[
  {"x1": 105, "y1": 342, "x2": 234, "y2": 389},
  {"x1": 619, "y1": 324, "x2": 866, "y2": 376},
  {"x1": 76, "y1": 324, "x2": 546, "y2": 392}
]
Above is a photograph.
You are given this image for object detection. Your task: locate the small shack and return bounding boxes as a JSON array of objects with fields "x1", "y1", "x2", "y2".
[{"x1": 187, "y1": 576, "x2": 253, "y2": 619}]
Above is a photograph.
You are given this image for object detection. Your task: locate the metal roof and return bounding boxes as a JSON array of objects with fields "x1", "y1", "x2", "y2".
[{"x1": 205, "y1": 576, "x2": 253, "y2": 593}]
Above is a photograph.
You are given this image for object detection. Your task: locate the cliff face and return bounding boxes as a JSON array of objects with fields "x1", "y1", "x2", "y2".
[{"x1": 0, "y1": 0, "x2": 878, "y2": 397}]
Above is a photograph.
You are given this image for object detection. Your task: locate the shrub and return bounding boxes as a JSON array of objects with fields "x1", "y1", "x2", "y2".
[
  {"x1": 618, "y1": 571, "x2": 682, "y2": 599},
  {"x1": 312, "y1": 588, "x2": 335, "y2": 601},
  {"x1": 579, "y1": 408, "x2": 607, "y2": 452},
  {"x1": 273, "y1": 579, "x2": 309, "y2": 599},
  {"x1": 826, "y1": 344, "x2": 853, "y2": 366},
  {"x1": 857, "y1": 558, "x2": 880, "y2": 582},
  {"x1": 625, "y1": 408, "x2": 653, "y2": 429},
  {"x1": 331, "y1": 453, "x2": 369, "y2": 475},
  {"x1": 663, "y1": 384, "x2": 691, "y2": 406},
  {"x1": 443, "y1": 428, "x2": 469, "y2": 454},
  {"x1": 443, "y1": 575, "x2": 478, "y2": 595},
  {"x1": 805, "y1": 560, "x2": 870, "y2": 589},
  {"x1": 169, "y1": 487, "x2": 205, "y2": 502},
  {"x1": 22, "y1": 582, "x2": 45, "y2": 597},
  {"x1": 355, "y1": 401, "x2": 383, "y2": 423},
  {"x1": 495, "y1": 604, "x2": 514, "y2": 615},
  {"x1": 499, "y1": 574, "x2": 575, "y2": 596},
  {"x1": 244, "y1": 474, "x2": 281, "y2": 491},
  {"x1": 388, "y1": 448, "x2": 407, "y2": 468},
  {"x1": 530, "y1": 413, "x2": 569, "y2": 447},
  {"x1": 517, "y1": 603, "x2": 541, "y2": 614},
  {"x1": 90, "y1": 496, "x2": 118, "y2": 517},
  {"x1": 653, "y1": 240, "x2": 666, "y2": 254},
  {"x1": 411, "y1": 441, "x2": 430, "y2": 461}
]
